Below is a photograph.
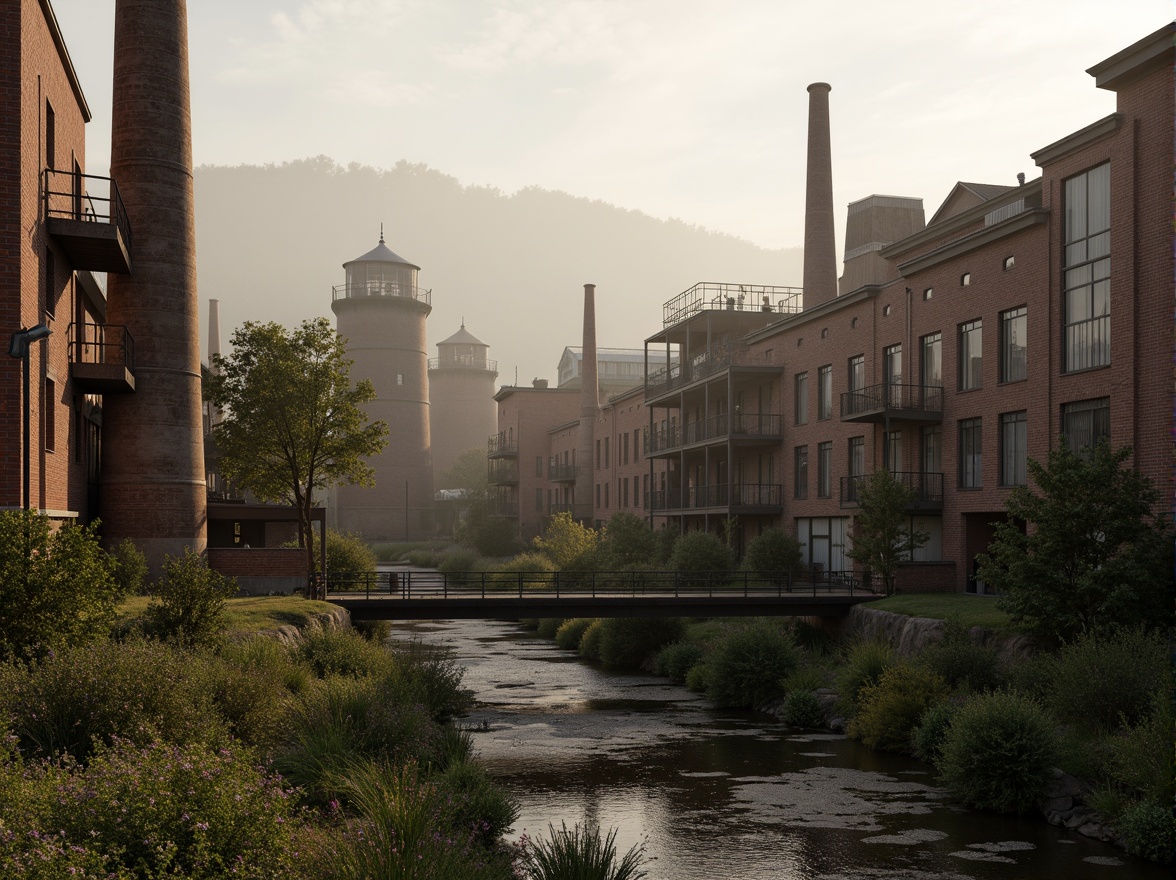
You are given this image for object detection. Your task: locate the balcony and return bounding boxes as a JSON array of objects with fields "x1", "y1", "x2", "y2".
[
  {"x1": 44, "y1": 170, "x2": 132, "y2": 274},
  {"x1": 429, "y1": 354, "x2": 498, "y2": 372},
  {"x1": 646, "y1": 344, "x2": 781, "y2": 400},
  {"x1": 548, "y1": 462, "x2": 579, "y2": 482},
  {"x1": 647, "y1": 483, "x2": 782, "y2": 513},
  {"x1": 840, "y1": 383, "x2": 943, "y2": 424},
  {"x1": 661, "y1": 282, "x2": 802, "y2": 328},
  {"x1": 839, "y1": 471, "x2": 944, "y2": 510},
  {"x1": 332, "y1": 282, "x2": 431, "y2": 306},
  {"x1": 488, "y1": 462, "x2": 519, "y2": 485},
  {"x1": 645, "y1": 412, "x2": 783, "y2": 455},
  {"x1": 489, "y1": 500, "x2": 519, "y2": 518},
  {"x1": 68, "y1": 322, "x2": 136, "y2": 394},
  {"x1": 487, "y1": 436, "x2": 518, "y2": 458}
]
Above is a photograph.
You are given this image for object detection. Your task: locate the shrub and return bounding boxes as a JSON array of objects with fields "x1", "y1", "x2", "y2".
[
  {"x1": 521, "y1": 822, "x2": 646, "y2": 880},
  {"x1": 848, "y1": 662, "x2": 949, "y2": 753},
  {"x1": 652, "y1": 527, "x2": 678, "y2": 565},
  {"x1": 145, "y1": 548, "x2": 238, "y2": 648},
  {"x1": 782, "y1": 664, "x2": 828, "y2": 694},
  {"x1": 436, "y1": 759, "x2": 521, "y2": 846},
  {"x1": 0, "y1": 738, "x2": 300, "y2": 879},
  {"x1": 705, "y1": 621, "x2": 799, "y2": 709},
  {"x1": 533, "y1": 512, "x2": 599, "y2": 570},
  {"x1": 407, "y1": 548, "x2": 444, "y2": 567},
  {"x1": 0, "y1": 510, "x2": 123, "y2": 660},
  {"x1": 742, "y1": 527, "x2": 803, "y2": 583},
  {"x1": 491, "y1": 551, "x2": 558, "y2": 589},
  {"x1": 218, "y1": 636, "x2": 311, "y2": 694},
  {"x1": 555, "y1": 618, "x2": 596, "y2": 651},
  {"x1": 353, "y1": 618, "x2": 393, "y2": 642},
  {"x1": 325, "y1": 528, "x2": 377, "y2": 580},
  {"x1": 911, "y1": 700, "x2": 959, "y2": 764},
  {"x1": 937, "y1": 691, "x2": 1058, "y2": 814},
  {"x1": 196, "y1": 652, "x2": 293, "y2": 751},
  {"x1": 596, "y1": 512, "x2": 658, "y2": 570},
  {"x1": 386, "y1": 640, "x2": 472, "y2": 723},
  {"x1": 668, "y1": 531, "x2": 734, "y2": 587},
  {"x1": 578, "y1": 620, "x2": 604, "y2": 660},
  {"x1": 791, "y1": 620, "x2": 834, "y2": 655},
  {"x1": 835, "y1": 638, "x2": 896, "y2": 716},
  {"x1": 296, "y1": 626, "x2": 395, "y2": 679},
  {"x1": 1104, "y1": 692, "x2": 1175, "y2": 806},
  {"x1": 597, "y1": 617, "x2": 685, "y2": 670},
  {"x1": 654, "y1": 641, "x2": 705, "y2": 683},
  {"x1": 1045, "y1": 627, "x2": 1166, "y2": 732},
  {"x1": 684, "y1": 662, "x2": 711, "y2": 693},
  {"x1": 781, "y1": 690, "x2": 824, "y2": 728},
  {"x1": 1119, "y1": 801, "x2": 1175, "y2": 864},
  {"x1": 109, "y1": 537, "x2": 149, "y2": 596},
  {"x1": 917, "y1": 616, "x2": 1002, "y2": 693},
  {"x1": 535, "y1": 618, "x2": 565, "y2": 639}
]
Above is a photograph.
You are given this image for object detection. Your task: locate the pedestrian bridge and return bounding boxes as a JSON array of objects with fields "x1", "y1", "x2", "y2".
[{"x1": 327, "y1": 569, "x2": 879, "y2": 621}]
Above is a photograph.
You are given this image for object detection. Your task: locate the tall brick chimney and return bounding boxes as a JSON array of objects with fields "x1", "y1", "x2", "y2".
[
  {"x1": 574, "y1": 283, "x2": 599, "y2": 523},
  {"x1": 101, "y1": 0, "x2": 206, "y2": 569},
  {"x1": 803, "y1": 82, "x2": 837, "y2": 310}
]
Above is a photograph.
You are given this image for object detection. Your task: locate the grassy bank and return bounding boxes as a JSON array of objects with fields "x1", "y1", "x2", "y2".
[
  {"x1": 862, "y1": 593, "x2": 1014, "y2": 631},
  {"x1": 119, "y1": 594, "x2": 340, "y2": 634}
]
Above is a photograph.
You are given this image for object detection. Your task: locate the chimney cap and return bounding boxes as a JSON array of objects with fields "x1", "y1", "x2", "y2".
[{"x1": 807, "y1": 82, "x2": 832, "y2": 93}]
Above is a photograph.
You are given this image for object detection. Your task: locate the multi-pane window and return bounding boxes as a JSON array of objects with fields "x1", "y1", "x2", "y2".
[
  {"x1": 794, "y1": 372, "x2": 808, "y2": 425},
  {"x1": 959, "y1": 320, "x2": 982, "y2": 390},
  {"x1": 1062, "y1": 398, "x2": 1110, "y2": 452},
  {"x1": 921, "y1": 332, "x2": 942, "y2": 387},
  {"x1": 848, "y1": 436, "x2": 864, "y2": 504},
  {"x1": 536, "y1": 456, "x2": 543, "y2": 477},
  {"x1": 921, "y1": 425, "x2": 942, "y2": 475},
  {"x1": 959, "y1": 418, "x2": 982, "y2": 488},
  {"x1": 884, "y1": 344, "x2": 902, "y2": 407},
  {"x1": 1000, "y1": 307, "x2": 1027, "y2": 382},
  {"x1": 887, "y1": 430, "x2": 902, "y2": 472},
  {"x1": 44, "y1": 378, "x2": 56, "y2": 453},
  {"x1": 817, "y1": 442, "x2": 832, "y2": 498},
  {"x1": 535, "y1": 489, "x2": 543, "y2": 512},
  {"x1": 818, "y1": 365, "x2": 832, "y2": 420},
  {"x1": 794, "y1": 446, "x2": 808, "y2": 500},
  {"x1": 848, "y1": 355, "x2": 865, "y2": 392},
  {"x1": 1064, "y1": 163, "x2": 1110, "y2": 371},
  {"x1": 1001, "y1": 411, "x2": 1027, "y2": 486}
]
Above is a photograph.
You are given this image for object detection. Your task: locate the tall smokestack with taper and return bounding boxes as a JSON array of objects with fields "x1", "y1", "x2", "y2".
[
  {"x1": 802, "y1": 82, "x2": 838, "y2": 310},
  {"x1": 575, "y1": 283, "x2": 599, "y2": 523},
  {"x1": 101, "y1": 0, "x2": 207, "y2": 568}
]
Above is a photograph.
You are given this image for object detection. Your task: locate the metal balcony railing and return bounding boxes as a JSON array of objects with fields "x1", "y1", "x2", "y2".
[
  {"x1": 488, "y1": 463, "x2": 519, "y2": 485},
  {"x1": 661, "y1": 282, "x2": 803, "y2": 327},
  {"x1": 332, "y1": 282, "x2": 431, "y2": 305},
  {"x1": 645, "y1": 412, "x2": 783, "y2": 454},
  {"x1": 647, "y1": 483, "x2": 781, "y2": 511},
  {"x1": 839, "y1": 471, "x2": 944, "y2": 509},
  {"x1": 67, "y1": 322, "x2": 136, "y2": 393},
  {"x1": 489, "y1": 500, "x2": 519, "y2": 518},
  {"x1": 487, "y1": 436, "x2": 518, "y2": 457},
  {"x1": 548, "y1": 462, "x2": 579, "y2": 482},
  {"x1": 429, "y1": 354, "x2": 498, "y2": 372},
  {"x1": 44, "y1": 169, "x2": 132, "y2": 273},
  {"x1": 646, "y1": 343, "x2": 779, "y2": 398},
  {"x1": 840, "y1": 383, "x2": 944, "y2": 421}
]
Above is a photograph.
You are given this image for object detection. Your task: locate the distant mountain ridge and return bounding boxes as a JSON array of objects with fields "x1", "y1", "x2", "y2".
[{"x1": 193, "y1": 157, "x2": 804, "y2": 385}]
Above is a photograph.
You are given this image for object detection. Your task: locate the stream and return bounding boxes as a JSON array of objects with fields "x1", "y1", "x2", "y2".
[{"x1": 388, "y1": 618, "x2": 1164, "y2": 880}]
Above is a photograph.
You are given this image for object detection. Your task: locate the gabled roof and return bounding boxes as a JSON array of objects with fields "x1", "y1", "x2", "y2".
[{"x1": 928, "y1": 182, "x2": 1016, "y2": 226}]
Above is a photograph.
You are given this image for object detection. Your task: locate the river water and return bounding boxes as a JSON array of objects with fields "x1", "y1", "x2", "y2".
[{"x1": 389, "y1": 618, "x2": 1163, "y2": 880}]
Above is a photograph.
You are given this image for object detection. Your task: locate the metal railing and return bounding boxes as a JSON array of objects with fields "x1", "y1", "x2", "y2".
[
  {"x1": 487, "y1": 436, "x2": 518, "y2": 457},
  {"x1": 43, "y1": 169, "x2": 133, "y2": 254},
  {"x1": 662, "y1": 282, "x2": 803, "y2": 327},
  {"x1": 488, "y1": 462, "x2": 519, "y2": 484},
  {"x1": 68, "y1": 322, "x2": 135, "y2": 370},
  {"x1": 646, "y1": 482, "x2": 781, "y2": 511},
  {"x1": 1064, "y1": 315, "x2": 1110, "y2": 372},
  {"x1": 645, "y1": 412, "x2": 783, "y2": 454},
  {"x1": 839, "y1": 471, "x2": 944, "y2": 507},
  {"x1": 840, "y1": 383, "x2": 943, "y2": 419},
  {"x1": 646, "y1": 344, "x2": 779, "y2": 398},
  {"x1": 489, "y1": 500, "x2": 518, "y2": 517},
  {"x1": 327, "y1": 567, "x2": 871, "y2": 600},
  {"x1": 548, "y1": 461, "x2": 579, "y2": 481},
  {"x1": 429, "y1": 355, "x2": 497, "y2": 372},
  {"x1": 331, "y1": 282, "x2": 432, "y2": 305}
]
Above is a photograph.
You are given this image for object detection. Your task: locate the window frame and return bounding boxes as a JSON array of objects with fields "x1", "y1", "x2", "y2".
[
  {"x1": 817, "y1": 441, "x2": 832, "y2": 498},
  {"x1": 1000, "y1": 306, "x2": 1027, "y2": 383},
  {"x1": 1062, "y1": 162, "x2": 1111, "y2": 373},
  {"x1": 817, "y1": 365, "x2": 832, "y2": 420},
  {"x1": 794, "y1": 445, "x2": 808, "y2": 500},
  {"x1": 1000, "y1": 411, "x2": 1027, "y2": 486},
  {"x1": 794, "y1": 372, "x2": 808, "y2": 425},
  {"x1": 958, "y1": 319, "x2": 983, "y2": 391},
  {"x1": 958, "y1": 417, "x2": 982, "y2": 489}
]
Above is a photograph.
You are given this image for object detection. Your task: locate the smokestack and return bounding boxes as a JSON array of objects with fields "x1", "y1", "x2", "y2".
[
  {"x1": 803, "y1": 82, "x2": 837, "y2": 309},
  {"x1": 101, "y1": 0, "x2": 206, "y2": 568},
  {"x1": 208, "y1": 299, "x2": 221, "y2": 368},
  {"x1": 575, "y1": 283, "x2": 599, "y2": 522}
]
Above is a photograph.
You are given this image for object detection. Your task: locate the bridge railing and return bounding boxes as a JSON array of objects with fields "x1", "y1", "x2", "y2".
[{"x1": 326, "y1": 568, "x2": 873, "y2": 601}]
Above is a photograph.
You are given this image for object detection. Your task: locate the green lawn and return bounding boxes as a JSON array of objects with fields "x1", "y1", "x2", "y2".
[
  {"x1": 119, "y1": 595, "x2": 341, "y2": 634},
  {"x1": 863, "y1": 593, "x2": 1016, "y2": 631}
]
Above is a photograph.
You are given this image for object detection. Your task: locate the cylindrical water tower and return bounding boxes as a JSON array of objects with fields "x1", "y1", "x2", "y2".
[
  {"x1": 331, "y1": 235, "x2": 433, "y2": 539},
  {"x1": 428, "y1": 324, "x2": 498, "y2": 487}
]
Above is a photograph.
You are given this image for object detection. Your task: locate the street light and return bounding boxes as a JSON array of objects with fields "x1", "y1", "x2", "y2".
[{"x1": 8, "y1": 324, "x2": 52, "y2": 510}]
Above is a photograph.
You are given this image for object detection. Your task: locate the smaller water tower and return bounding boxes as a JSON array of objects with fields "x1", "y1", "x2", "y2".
[
  {"x1": 429, "y1": 324, "x2": 498, "y2": 486},
  {"x1": 331, "y1": 234, "x2": 433, "y2": 539}
]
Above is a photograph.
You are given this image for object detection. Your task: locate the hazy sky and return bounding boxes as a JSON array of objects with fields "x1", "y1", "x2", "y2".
[{"x1": 53, "y1": 1, "x2": 1168, "y2": 253}]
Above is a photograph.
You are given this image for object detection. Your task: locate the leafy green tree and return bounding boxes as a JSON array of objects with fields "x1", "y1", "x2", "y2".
[
  {"x1": 743, "y1": 527, "x2": 803, "y2": 583},
  {"x1": 437, "y1": 446, "x2": 490, "y2": 495},
  {"x1": 668, "y1": 531, "x2": 734, "y2": 587},
  {"x1": 146, "y1": 548, "x2": 238, "y2": 648},
  {"x1": 976, "y1": 442, "x2": 1173, "y2": 646},
  {"x1": 596, "y1": 511, "x2": 657, "y2": 570},
  {"x1": 325, "y1": 529, "x2": 377, "y2": 581},
  {"x1": 846, "y1": 469, "x2": 929, "y2": 596},
  {"x1": 0, "y1": 510, "x2": 123, "y2": 659},
  {"x1": 208, "y1": 318, "x2": 388, "y2": 590},
  {"x1": 533, "y1": 511, "x2": 598, "y2": 570}
]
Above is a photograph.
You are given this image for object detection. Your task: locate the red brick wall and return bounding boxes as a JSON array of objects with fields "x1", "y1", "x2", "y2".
[{"x1": 207, "y1": 547, "x2": 308, "y2": 578}]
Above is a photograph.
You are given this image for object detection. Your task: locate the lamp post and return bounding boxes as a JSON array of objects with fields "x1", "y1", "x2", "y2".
[{"x1": 8, "y1": 324, "x2": 52, "y2": 510}]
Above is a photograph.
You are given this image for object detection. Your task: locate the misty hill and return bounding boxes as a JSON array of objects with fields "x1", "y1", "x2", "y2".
[{"x1": 193, "y1": 158, "x2": 803, "y2": 386}]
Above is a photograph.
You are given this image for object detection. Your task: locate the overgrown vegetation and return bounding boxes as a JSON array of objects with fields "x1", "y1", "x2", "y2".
[{"x1": 145, "y1": 548, "x2": 239, "y2": 648}]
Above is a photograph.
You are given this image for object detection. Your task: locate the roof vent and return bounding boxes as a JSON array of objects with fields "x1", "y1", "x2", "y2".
[{"x1": 1017, "y1": 172, "x2": 1026, "y2": 186}]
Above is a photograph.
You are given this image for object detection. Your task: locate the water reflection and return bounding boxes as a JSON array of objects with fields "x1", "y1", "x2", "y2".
[{"x1": 390, "y1": 620, "x2": 1163, "y2": 880}]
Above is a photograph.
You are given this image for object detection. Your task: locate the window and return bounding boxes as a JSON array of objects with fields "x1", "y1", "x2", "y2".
[
  {"x1": 887, "y1": 430, "x2": 902, "y2": 472},
  {"x1": 794, "y1": 446, "x2": 808, "y2": 500},
  {"x1": 1064, "y1": 163, "x2": 1110, "y2": 371},
  {"x1": 817, "y1": 365, "x2": 832, "y2": 420},
  {"x1": 45, "y1": 100, "x2": 55, "y2": 170},
  {"x1": 44, "y1": 378, "x2": 55, "y2": 452},
  {"x1": 921, "y1": 332, "x2": 942, "y2": 387},
  {"x1": 1003, "y1": 256, "x2": 1015, "y2": 271},
  {"x1": 961, "y1": 272, "x2": 971, "y2": 286},
  {"x1": 604, "y1": 437, "x2": 609, "y2": 468},
  {"x1": 817, "y1": 441, "x2": 832, "y2": 498},
  {"x1": 922, "y1": 425, "x2": 942, "y2": 475},
  {"x1": 44, "y1": 247, "x2": 54, "y2": 317},
  {"x1": 959, "y1": 418, "x2": 982, "y2": 488},
  {"x1": 1062, "y1": 398, "x2": 1110, "y2": 452},
  {"x1": 884, "y1": 344, "x2": 902, "y2": 407},
  {"x1": 1001, "y1": 411, "x2": 1027, "y2": 486},
  {"x1": 595, "y1": 439, "x2": 601, "y2": 470},
  {"x1": 535, "y1": 489, "x2": 543, "y2": 512},
  {"x1": 596, "y1": 484, "x2": 601, "y2": 508},
  {"x1": 794, "y1": 372, "x2": 808, "y2": 425},
  {"x1": 923, "y1": 287, "x2": 933, "y2": 301},
  {"x1": 848, "y1": 355, "x2": 865, "y2": 393},
  {"x1": 958, "y1": 320, "x2": 982, "y2": 390},
  {"x1": 536, "y1": 456, "x2": 543, "y2": 477},
  {"x1": 622, "y1": 433, "x2": 628, "y2": 466},
  {"x1": 396, "y1": 373, "x2": 404, "y2": 386},
  {"x1": 848, "y1": 436, "x2": 864, "y2": 504},
  {"x1": 1000, "y1": 307, "x2": 1027, "y2": 382},
  {"x1": 622, "y1": 478, "x2": 628, "y2": 508},
  {"x1": 883, "y1": 305, "x2": 892, "y2": 316},
  {"x1": 604, "y1": 482, "x2": 609, "y2": 508}
]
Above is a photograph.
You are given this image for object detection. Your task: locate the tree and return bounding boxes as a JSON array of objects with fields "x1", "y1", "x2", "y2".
[
  {"x1": 437, "y1": 446, "x2": 490, "y2": 496},
  {"x1": 145, "y1": 548, "x2": 238, "y2": 648},
  {"x1": 976, "y1": 441, "x2": 1173, "y2": 646},
  {"x1": 596, "y1": 511, "x2": 657, "y2": 570},
  {"x1": 0, "y1": 510, "x2": 124, "y2": 659},
  {"x1": 846, "y1": 469, "x2": 929, "y2": 596},
  {"x1": 532, "y1": 511, "x2": 597, "y2": 569},
  {"x1": 208, "y1": 318, "x2": 388, "y2": 594},
  {"x1": 743, "y1": 527, "x2": 803, "y2": 584}
]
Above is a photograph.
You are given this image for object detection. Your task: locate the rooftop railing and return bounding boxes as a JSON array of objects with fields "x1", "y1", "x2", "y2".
[
  {"x1": 332, "y1": 282, "x2": 431, "y2": 305},
  {"x1": 429, "y1": 354, "x2": 497, "y2": 371},
  {"x1": 662, "y1": 282, "x2": 803, "y2": 327}
]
